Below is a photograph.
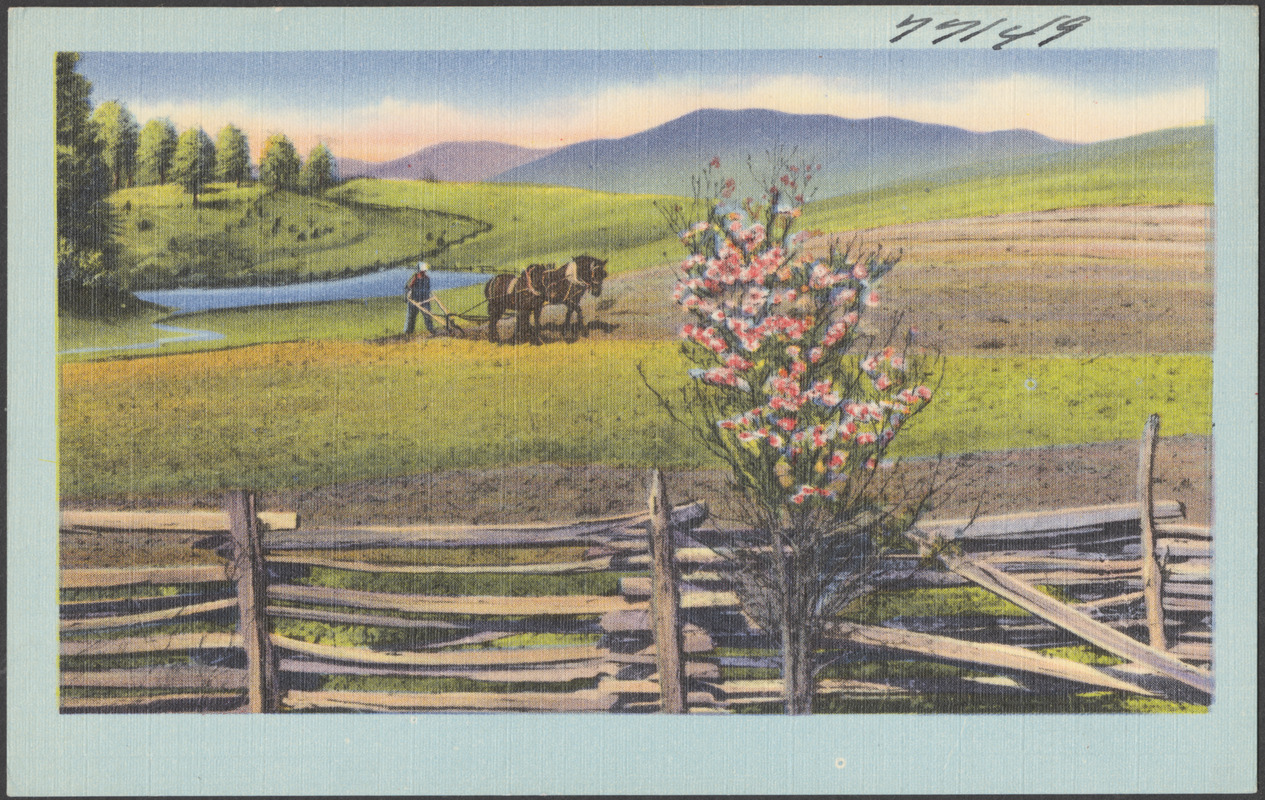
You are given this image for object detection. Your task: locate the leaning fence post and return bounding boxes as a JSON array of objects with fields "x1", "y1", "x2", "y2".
[
  {"x1": 647, "y1": 470, "x2": 687, "y2": 713},
  {"x1": 226, "y1": 490, "x2": 280, "y2": 712},
  {"x1": 1137, "y1": 414, "x2": 1168, "y2": 650}
]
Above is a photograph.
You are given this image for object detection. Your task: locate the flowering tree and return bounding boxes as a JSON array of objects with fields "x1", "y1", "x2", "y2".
[{"x1": 648, "y1": 155, "x2": 947, "y2": 714}]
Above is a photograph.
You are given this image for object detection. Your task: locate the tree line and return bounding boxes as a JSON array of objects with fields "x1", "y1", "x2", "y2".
[
  {"x1": 56, "y1": 52, "x2": 338, "y2": 315},
  {"x1": 90, "y1": 105, "x2": 338, "y2": 204}
]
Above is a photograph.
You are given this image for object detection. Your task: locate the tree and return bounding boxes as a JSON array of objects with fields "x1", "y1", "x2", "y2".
[
  {"x1": 90, "y1": 100, "x2": 139, "y2": 190},
  {"x1": 136, "y1": 118, "x2": 178, "y2": 185},
  {"x1": 214, "y1": 124, "x2": 251, "y2": 187},
  {"x1": 170, "y1": 127, "x2": 214, "y2": 206},
  {"x1": 647, "y1": 155, "x2": 948, "y2": 714},
  {"x1": 298, "y1": 142, "x2": 336, "y2": 194},
  {"x1": 259, "y1": 133, "x2": 300, "y2": 191},
  {"x1": 56, "y1": 52, "x2": 121, "y2": 314}
]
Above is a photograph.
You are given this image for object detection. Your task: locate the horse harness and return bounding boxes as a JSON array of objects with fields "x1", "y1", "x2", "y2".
[{"x1": 551, "y1": 260, "x2": 590, "y2": 304}]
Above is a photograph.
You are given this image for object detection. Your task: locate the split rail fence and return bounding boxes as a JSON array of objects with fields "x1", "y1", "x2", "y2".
[{"x1": 59, "y1": 415, "x2": 1212, "y2": 713}]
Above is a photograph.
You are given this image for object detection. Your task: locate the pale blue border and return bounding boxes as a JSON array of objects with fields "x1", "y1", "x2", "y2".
[{"x1": 7, "y1": 6, "x2": 1257, "y2": 795}]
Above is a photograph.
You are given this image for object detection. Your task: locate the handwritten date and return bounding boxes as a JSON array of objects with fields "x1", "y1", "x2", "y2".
[{"x1": 890, "y1": 14, "x2": 1091, "y2": 49}]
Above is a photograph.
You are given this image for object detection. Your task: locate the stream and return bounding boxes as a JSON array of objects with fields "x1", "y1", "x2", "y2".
[{"x1": 60, "y1": 267, "x2": 489, "y2": 355}]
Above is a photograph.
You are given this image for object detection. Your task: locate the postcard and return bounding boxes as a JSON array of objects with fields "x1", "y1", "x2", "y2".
[{"x1": 7, "y1": 5, "x2": 1257, "y2": 796}]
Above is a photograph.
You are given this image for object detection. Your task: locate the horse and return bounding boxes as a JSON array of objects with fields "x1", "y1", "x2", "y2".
[
  {"x1": 538, "y1": 255, "x2": 608, "y2": 339},
  {"x1": 484, "y1": 263, "x2": 552, "y2": 343}
]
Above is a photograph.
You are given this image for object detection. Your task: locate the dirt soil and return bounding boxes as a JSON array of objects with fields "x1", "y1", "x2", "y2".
[
  {"x1": 61, "y1": 435, "x2": 1211, "y2": 568},
  {"x1": 592, "y1": 205, "x2": 1213, "y2": 356}
]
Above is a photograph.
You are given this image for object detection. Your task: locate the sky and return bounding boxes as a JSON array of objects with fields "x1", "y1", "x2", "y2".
[{"x1": 77, "y1": 49, "x2": 1215, "y2": 163}]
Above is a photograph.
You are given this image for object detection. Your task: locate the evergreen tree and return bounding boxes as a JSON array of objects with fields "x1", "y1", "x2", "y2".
[
  {"x1": 170, "y1": 127, "x2": 214, "y2": 206},
  {"x1": 259, "y1": 134, "x2": 300, "y2": 191},
  {"x1": 136, "y1": 118, "x2": 178, "y2": 185},
  {"x1": 298, "y1": 142, "x2": 336, "y2": 194},
  {"x1": 90, "y1": 100, "x2": 139, "y2": 190},
  {"x1": 56, "y1": 52, "x2": 121, "y2": 314},
  {"x1": 214, "y1": 124, "x2": 251, "y2": 187}
]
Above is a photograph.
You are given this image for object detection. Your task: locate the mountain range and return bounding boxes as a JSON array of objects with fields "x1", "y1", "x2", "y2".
[
  {"x1": 338, "y1": 141, "x2": 559, "y2": 182},
  {"x1": 338, "y1": 108, "x2": 1078, "y2": 199}
]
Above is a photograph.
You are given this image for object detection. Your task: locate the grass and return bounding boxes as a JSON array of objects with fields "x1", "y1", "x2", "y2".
[
  {"x1": 293, "y1": 567, "x2": 641, "y2": 597},
  {"x1": 328, "y1": 178, "x2": 683, "y2": 276},
  {"x1": 316, "y1": 674, "x2": 600, "y2": 694},
  {"x1": 731, "y1": 692, "x2": 1207, "y2": 714},
  {"x1": 108, "y1": 183, "x2": 485, "y2": 289},
  {"x1": 57, "y1": 338, "x2": 1212, "y2": 498},
  {"x1": 803, "y1": 125, "x2": 1213, "y2": 233}
]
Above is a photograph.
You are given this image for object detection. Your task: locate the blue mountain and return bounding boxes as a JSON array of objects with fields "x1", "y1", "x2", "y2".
[{"x1": 492, "y1": 108, "x2": 1074, "y2": 200}]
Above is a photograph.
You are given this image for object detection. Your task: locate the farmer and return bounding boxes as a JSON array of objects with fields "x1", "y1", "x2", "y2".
[{"x1": 405, "y1": 261, "x2": 437, "y2": 335}]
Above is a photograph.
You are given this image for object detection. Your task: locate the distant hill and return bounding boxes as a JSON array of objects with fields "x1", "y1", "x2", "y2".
[
  {"x1": 339, "y1": 141, "x2": 560, "y2": 182},
  {"x1": 491, "y1": 108, "x2": 1073, "y2": 200},
  {"x1": 803, "y1": 124, "x2": 1214, "y2": 233}
]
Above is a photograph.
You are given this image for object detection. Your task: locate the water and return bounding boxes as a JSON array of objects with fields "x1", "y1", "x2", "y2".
[
  {"x1": 61, "y1": 268, "x2": 489, "y2": 355},
  {"x1": 134, "y1": 267, "x2": 488, "y2": 314},
  {"x1": 58, "y1": 323, "x2": 227, "y2": 355}
]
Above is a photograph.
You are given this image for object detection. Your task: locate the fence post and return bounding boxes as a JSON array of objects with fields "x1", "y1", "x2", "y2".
[
  {"x1": 226, "y1": 490, "x2": 280, "y2": 712},
  {"x1": 1137, "y1": 414, "x2": 1168, "y2": 650},
  {"x1": 647, "y1": 470, "x2": 687, "y2": 713}
]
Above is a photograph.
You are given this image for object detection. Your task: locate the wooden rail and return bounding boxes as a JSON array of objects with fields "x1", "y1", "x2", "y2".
[{"x1": 59, "y1": 416, "x2": 1212, "y2": 712}]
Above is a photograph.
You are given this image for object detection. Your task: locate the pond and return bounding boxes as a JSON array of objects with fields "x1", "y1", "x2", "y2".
[
  {"x1": 133, "y1": 266, "x2": 489, "y2": 314},
  {"x1": 61, "y1": 267, "x2": 490, "y2": 355}
]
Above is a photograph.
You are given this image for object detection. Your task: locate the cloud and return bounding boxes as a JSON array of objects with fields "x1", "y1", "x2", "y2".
[{"x1": 132, "y1": 72, "x2": 1208, "y2": 163}]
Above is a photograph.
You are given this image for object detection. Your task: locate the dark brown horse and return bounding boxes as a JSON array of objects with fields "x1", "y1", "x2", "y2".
[
  {"x1": 485, "y1": 255, "x2": 608, "y2": 343},
  {"x1": 540, "y1": 255, "x2": 608, "y2": 338},
  {"x1": 484, "y1": 263, "x2": 552, "y2": 343}
]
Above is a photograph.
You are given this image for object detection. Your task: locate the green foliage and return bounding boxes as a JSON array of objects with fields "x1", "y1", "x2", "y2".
[
  {"x1": 260, "y1": 133, "x2": 300, "y2": 191},
  {"x1": 55, "y1": 52, "x2": 125, "y2": 315},
  {"x1": 318, "y1": 674, "x2": 600, "y2": 694},
  {"x1": 100, "y1": 183, "x2": 480, "y2": 290},
  {"x1": 59, "y1": 582, "x2": 234, "y2": 603},
  {"x1": 299, "y1": 143, "x2": 336, "y2": 194},
  {"x1": 839, "y1": 586, "x2": 1037, "y2": 623},
  {"x1": 214, "y1": 124, "x2": 251, "y2": 187},
  {"x1": 296, "y1": 566, "x2": 637, "y2": 597},
  {"x1": 1037, "y1": 644, "x2": 1127, "y2": 666},
  {"x1": 136, "y1": 118, "x2": 178, "y2": 185},
  {"x1": 732, "y1": 691, "x2": 1207, "y2": 714},
  {"x1": 169, "y1": 127, "x2": 215, "y2": 205},
  {"x1": 59, "y1": 652, "x2": 191, "y2": 672},
  {"x1": 90, "y1": 100, "x2": 139, "y2": 190}
]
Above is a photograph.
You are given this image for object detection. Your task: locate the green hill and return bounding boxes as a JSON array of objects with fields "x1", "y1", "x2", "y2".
[
  {"x1": 326, "y1": 179, "x2": 683, "y2": 276},
  {"x1": 108, "y1": 183, "x2": 487, "y2": 290},
  {"x1": 804, "y1": 125, "x2": 1213, "y2": 232}
]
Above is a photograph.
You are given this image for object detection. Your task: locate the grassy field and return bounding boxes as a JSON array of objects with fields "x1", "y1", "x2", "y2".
[
  {"x1": 108, "y1": 183, "x2": 486, "y2": 289},
  {"x1": 327, "y1": 179, "x2": 684, "y2": 276},
  {"x1": 804, "y1": 125, "x2": 1212, "y2": 234},
  {"x1": 58, "y1": 337, "x2": 1211, "y2": 498}
]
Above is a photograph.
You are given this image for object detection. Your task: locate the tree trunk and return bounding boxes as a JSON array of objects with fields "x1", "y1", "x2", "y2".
[{"x1": 782, "y1": 625, "x2": 814, "y2": 714}]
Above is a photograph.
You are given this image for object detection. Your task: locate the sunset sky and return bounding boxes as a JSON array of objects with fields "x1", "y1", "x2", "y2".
[{"x1": 78, "y1": 49, "x2": 1214, "y2": 163}]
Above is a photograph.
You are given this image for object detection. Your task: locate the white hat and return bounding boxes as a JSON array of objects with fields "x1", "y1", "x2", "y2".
[{"x1": 418, "y1": 262, "x2": 429, "y2": 271}]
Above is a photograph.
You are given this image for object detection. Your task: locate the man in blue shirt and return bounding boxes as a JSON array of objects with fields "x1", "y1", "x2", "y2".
[{"x1": 405, "y1": 262, "x2": 437, "y2": 335}]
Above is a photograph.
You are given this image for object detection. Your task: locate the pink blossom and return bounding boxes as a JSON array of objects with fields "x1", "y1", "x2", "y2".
[
  {"x1": 915, "y1": 385, "x2": 933, "y2": 400},
  {"x1": 852, "y1": 262, "x2": 869, "y2": 280},
  {"x1": 875, "y1": 373, "x2": 892, "y2": 391},
  {"x1": 777, "y1": 417, "x2": 797, "y2": 432},
  {"x1": 865, "y1": 290, "x2": 881, "y2": 308},
  {"x1": 856, "y1": 431, "x2": 877, "y2": 445}
]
